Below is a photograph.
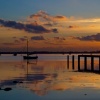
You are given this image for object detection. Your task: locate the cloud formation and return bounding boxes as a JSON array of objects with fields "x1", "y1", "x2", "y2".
[
  {"x1": 27, "y1": 10, "x2": 100, "y2": 33},
  {"x1": 54, "y1": 37, "x2": 66, "y2": 40},
  {"x1": 77, "y1": 33, "x2": 100, "y2": 41},
  {"x1": 30, "y1": 11, "x2": 100, "y2": 25},
  {"x1": 27, "y1": 10, "x2": 71, "y2": 26},
  {"x1": 68, "y1": 25, "x2": 80, "y2": 29},
  {"x1": 0, "y1": 19, "x2": 58, "y2": 34},
  {"x1": 31, "y1": 36, "x2": 45, "y2": 40}
]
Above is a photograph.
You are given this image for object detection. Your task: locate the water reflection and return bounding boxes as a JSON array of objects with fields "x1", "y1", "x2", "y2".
[{"x1": 0, "y1": 57, "x2": 100, "y2": 98}]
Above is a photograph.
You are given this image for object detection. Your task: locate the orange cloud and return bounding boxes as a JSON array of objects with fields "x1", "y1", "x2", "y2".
[
  {"x1": 68, "y1": 25, "x2": 80, "y2": 29},
  {"x1": 54, "y1": 15, "x2": 69, "y2": 21},
  {"x1": 27, "y1": 10, "x2": 74, "y2": 26}
]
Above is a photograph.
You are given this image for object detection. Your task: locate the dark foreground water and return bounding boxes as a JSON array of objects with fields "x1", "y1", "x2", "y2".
[{"x1": 0, "y1": 54, "x2": 100, "y2": 100}]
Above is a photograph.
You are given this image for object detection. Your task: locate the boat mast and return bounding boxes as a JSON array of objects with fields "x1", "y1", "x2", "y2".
[{"x1": 27, "y1": 38, "x2": 29, "y2": 57}]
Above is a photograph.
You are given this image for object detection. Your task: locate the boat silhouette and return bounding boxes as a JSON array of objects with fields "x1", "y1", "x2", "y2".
[{"x1": 23, "y1": 39, "x2": 38, "y2": 60}]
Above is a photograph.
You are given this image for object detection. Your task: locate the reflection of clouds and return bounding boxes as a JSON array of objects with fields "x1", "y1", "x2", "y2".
[{"x1": 0, "y1": 60, "x2": 100, "y2": 96}]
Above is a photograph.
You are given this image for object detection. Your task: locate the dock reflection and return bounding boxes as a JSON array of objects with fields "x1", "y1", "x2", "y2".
[{"x1": 0, "y1": 56, "x2": 100, "y2": 96}]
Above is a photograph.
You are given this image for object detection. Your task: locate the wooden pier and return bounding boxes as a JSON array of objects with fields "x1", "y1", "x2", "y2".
[
  {"x1": 67, "y1": 54, "x2": 100, "y2": 74},
  {"x1": 78, "y1": 55, "x2": 100, "y2": 73}
]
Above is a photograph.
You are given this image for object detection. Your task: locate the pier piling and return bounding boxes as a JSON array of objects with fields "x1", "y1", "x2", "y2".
[
  {"x1": 99, "y1": 57, "x2": 100, "y2": 71},
  {"x1": 91, "y1": 57, "x2": 94, "y2": 71},
  {"x1": 72, "y1": 55, "x2": 75, "y2": 70},
  {"x1": 67, "y1": 55, "x2": 69, "y2": 69},
  {"x1": 84, "y1": 57, "x2": 87, "y2": 71},
  {"x1": 78, "y1": 55, "x2": 100, "y2": 73},
  {"x1": 78, "y1": 56, "x2": 80, "y2": 71}
]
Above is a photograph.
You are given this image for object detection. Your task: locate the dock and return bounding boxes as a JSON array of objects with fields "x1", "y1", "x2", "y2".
[
  {"x1": 67, "y1": 54, "x2": 100, "y2": 74},
  {"x1": 78, "y1": 55, "x2": 100, "y2": 72}
]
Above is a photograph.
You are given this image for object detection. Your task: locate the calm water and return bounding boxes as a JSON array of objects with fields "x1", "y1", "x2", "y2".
[{"x1": 0, "y1": 54, "x2": 100, "y2": 100}]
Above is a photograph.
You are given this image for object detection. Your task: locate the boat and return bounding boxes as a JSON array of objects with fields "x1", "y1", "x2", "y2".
[
  {"x1": 23, "y1": 55, "x2": 38, "y2": 60},
  {"x1": 23, "y1": 39, "x2": 38, "y2": 60}
]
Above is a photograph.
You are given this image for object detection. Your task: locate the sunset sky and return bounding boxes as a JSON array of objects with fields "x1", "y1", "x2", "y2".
[{"x1": 0, "y1": 0, "x2": 100, "y2": 51}]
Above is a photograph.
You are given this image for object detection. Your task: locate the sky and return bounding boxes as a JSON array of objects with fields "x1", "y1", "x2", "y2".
[{"x1": 0, "y1": 0, "x2": 100, "y2": 51}]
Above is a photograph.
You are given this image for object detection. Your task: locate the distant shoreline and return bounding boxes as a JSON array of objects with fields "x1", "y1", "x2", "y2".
[{"x1": 0, "y1": 51, "x2": 100, "y2": 55}]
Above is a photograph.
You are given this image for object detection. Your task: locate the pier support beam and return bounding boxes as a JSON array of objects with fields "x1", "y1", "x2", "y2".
[
  {"x1": 67, "y1": 55, "x2": 69, "y2": 69},
  {"x1": 91, "y1": 57, "x2": 94, "y2": 71},
  {"x1": 78, "y1": 56, "x2": 80, "y2": 71},
  {"x1": 84, "y1": 57, "x2": 87, "y2": 71},
  {"x1": 99, "y1": 57, "x2": 100, "y2": 71},
  {"x1": 72, "y1": 55, "x2": 75, "y2": 70}
]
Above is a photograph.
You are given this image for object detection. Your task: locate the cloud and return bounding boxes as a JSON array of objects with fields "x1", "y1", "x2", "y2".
[
  {"x1": 54, "y1": 37, "x2": 66, "y2": 40},
  {"x1": 0, "y1": 19, "x2": 58, "y2": 34},
  {"x1": 77, "y1": 33, "x2": 100, "y2": 41},
  {"x1": 68, "y1": 25, "x2": 80, "y2": 29},
  {"x1": 52, "y1": 28, "x2": 58, "y2": 33},
  {"x1": 27, "y1": 10, "x2": 72, "y2": 26},
  {"x1": 19, "y1": 38, "x2": 26, "y2": 41},
  {"x1": 28, "y1": 10, "x2": 100, "y2": 31},
  {"x1": 75, "y1": 18, "x2": 100, "y2": 23},
  {"x1": 54, "y1": 15, "x2": 68, "y2": 21},
  {"x1": 25, "y1": 24, "x2": 51, "y2": 33},
  {"x1": 2, "y1": 43, "x2": 19, "y2": 46},
  {"x1": 44, "y1": 23, "x2": 53, "y2": 26},
  {"x1": 14, "y1": 40, "x2": 20, "y2": 43},
  {"x1": 2, "y1": 10, "x2": 100, "y2": 35},
  {"x1": 31, "y1": 36, "x2": 45, "y2": 40},
  {"x1": 28, "y1": 10, "x2": 53, "y2": 24},
  {"x1": 29, "y1": 10, "x2": 49, "y2": 19}
]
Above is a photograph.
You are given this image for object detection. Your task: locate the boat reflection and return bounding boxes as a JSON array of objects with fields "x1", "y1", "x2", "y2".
[{"x1": 0, "y1": 59, "x2": 100, "y2": 96}]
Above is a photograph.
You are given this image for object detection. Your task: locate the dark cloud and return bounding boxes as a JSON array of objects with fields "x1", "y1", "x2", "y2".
[
  {"x1": 0, "y1": 19, "x2": 5, "y2": 24},
  {"x1": 0, "y1": 19, "x2": 57, "y2": 34},
  {"x1": 31, "y1": 36, "x2": 45, "y2": 40},
  {"x1": 68, "y1": 26, "x2": 74, "y2": 28},
  {"x1": 54, "y1": 37, "x2": 66, "y2": 40},
  {"x1": 19, "y1": 38, "x2": 26, "y2": 41},
  {"x1": 68, "y1": 25, "x2": 80, "y2": 29},
  {"x1": 14, "y1": 40, "x2": 20, "y2": 43},
  {"x1": 55, "y1": 16, "x2": 65, "y2": 19},
  {"x1": 77, "y1": 33, "x2": 100, "y2": 41},
  {"x1": 52, "y1": 28, "x2": 58, "y2": 33},
  {"x1": 29, "y1": 10, "x2": 49, "y2": 18},
  {"x1": 0, "y1": 19, "x2": 24, "y2": 30},
  {"x1": 30, "y1": 14, "x2": 41, "y2": 18},
  {"x1": 25, "y1": 24, "x2": 50, "y2": 33},
  {"x1": 44, "y1": 23, "x2": 53, "y2": 26}
]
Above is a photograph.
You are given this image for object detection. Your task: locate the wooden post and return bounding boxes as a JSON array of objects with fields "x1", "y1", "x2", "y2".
[
  {"x1": 67, "y1": 55, "x2": 69, "y2": 69},
  {"x1": 99, "y1": 57, "x2": 100, "y2": 72},
  {"x1": 72, "y1": 55, "x2": 75, "y2": 70},
  {"x1": 84, "y1": 57, "x2": 87, "y2": 71},
  {"x1": 78, "y1": 56, "x2": 80, "y2": 71},
  {"x1": 91, "y1": 57, "x2": 94, "y2": 71}
]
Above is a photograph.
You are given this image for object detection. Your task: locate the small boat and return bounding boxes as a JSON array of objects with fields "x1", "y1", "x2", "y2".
[{"x1": 23, "y1": 39, "x2": 38, "y2": 60}]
